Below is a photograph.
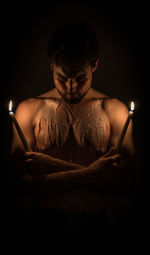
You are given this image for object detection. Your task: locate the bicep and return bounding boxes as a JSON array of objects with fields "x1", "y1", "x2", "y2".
[
  {"x1": 11, "y1": 101, "x2": 35, "y2": 156},
  {"x1": 111, "y1": 118, "x2": 135, "y2": 156},
  {"x1": 107, "y1": 99, "x2": 135, "y2": 157}
]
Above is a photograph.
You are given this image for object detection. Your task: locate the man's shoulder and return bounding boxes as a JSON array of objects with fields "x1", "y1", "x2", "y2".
[
  {"x1": 89, "y1": 89, "x2": 127, "y2": 109},
  {"x1": 104, "y1": 97, "x2": 128, "y2": 112},
  {"x1": 15, "y1": 98, "x2": 39, "y2": 113},
  {"x1": 15, "y1": 89, "x2": 56, "y2": 112},
  {"x1": 15, "y1": 97, "x2": 45, "y2": 121},
  {"x1": 103, "y1": 97, "x2": 129, "y2": 125}
]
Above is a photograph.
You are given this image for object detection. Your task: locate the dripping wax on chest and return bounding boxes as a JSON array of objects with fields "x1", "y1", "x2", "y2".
[{"x1": 35, "y1": 99, "x2": 110, "y2": 153}]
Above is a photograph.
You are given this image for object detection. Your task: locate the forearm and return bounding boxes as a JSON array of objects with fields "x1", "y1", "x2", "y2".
[
  {"x1": 43, "y1": 157, "x2": 85, "y2": 172},
  {"x1": 27, "y1": 155, "x2": 86, "y2": 175},
  {"x1": 18, "y1": 165, "x2": 95, "y2": 196},
  {"x1": 18, "y1": 162, "x2": 136, "y2": 196},
  {"x1": 10, "y1": 151, "x2": 85, "y2": 194},
  {"x1": 12, "y1": 148, "x2": 136, "y2": 196}
]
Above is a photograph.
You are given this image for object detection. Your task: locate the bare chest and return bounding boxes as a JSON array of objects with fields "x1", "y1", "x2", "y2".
[{"x1": 34, "y1": 99, "x2": 110, "y2": 164}]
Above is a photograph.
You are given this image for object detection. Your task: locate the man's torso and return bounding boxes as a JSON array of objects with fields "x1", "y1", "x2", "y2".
[
  {"x1": 30, "y1": 88, "x2": 111, "y2": 211},
  {"x1": 33, "y1": 96, "x2": 110, "y2": 165}
]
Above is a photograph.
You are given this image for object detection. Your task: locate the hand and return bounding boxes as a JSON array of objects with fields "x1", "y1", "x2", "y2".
[
  {"x1": 89, "y1": 147, "x2": 122, "y2": 171},
  {"x1": 24, "y1": 152, "x2": 57, "y2": 175},
  {"x1": 24, "y1": 151, "x2": 85, "y2": 175}
]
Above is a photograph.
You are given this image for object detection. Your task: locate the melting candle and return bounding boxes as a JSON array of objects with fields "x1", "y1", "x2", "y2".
[
  {"x1": 9, "y1": 100, "x2": 31, "y2": 152},
  {"x1": 115, "y1": 101, "x2": 135, "y2": 152}
]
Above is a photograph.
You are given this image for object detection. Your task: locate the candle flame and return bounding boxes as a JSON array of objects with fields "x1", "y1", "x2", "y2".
[
  {"x1": 9, "y1": 100, "x2": 13, "y2": 112},
  {"x1": 130, "y1": 101, "x2": 134, "y2": 112}
]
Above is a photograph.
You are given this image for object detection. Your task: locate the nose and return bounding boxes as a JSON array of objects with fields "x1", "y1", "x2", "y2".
[{"x1": 66, "y1": 79, "x2": 77, "y2": 94}]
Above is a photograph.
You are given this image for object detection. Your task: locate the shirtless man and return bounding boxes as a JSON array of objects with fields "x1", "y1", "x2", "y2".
[{"x1": 10, "y1": 22, "x2": 135, "y2": 238}]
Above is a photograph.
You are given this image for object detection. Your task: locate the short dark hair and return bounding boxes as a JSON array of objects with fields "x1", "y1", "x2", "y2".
[{"x1": 47, "y1": 22, "x2": 99, "y2": 76}]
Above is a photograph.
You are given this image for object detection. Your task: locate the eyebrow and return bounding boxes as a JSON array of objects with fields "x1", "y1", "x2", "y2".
[
  {"x1": 56, "y1": 72, "x2": 67, "y2": 78},
  {"x1": 76, "y1": 74, "x2": 87, "y2": 78},
  {"x1": 56, "y1": 72, "x2": 87, "y2": 79}
]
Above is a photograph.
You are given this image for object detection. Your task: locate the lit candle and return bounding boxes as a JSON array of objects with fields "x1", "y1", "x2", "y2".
[
  {"x1": 9, "y1": 100, "x2": 32, "y2": 152},
  {"x1": 115, "y1": 101, "x2": 135, "y2": 152}
]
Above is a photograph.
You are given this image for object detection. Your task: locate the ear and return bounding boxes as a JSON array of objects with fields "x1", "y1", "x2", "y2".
[
  {"x1": 91, "y1": 58, "x2": 99, "y2": 72},
  {"x1": 50, "y1": 64, "x2": 54, "y2": 71}
]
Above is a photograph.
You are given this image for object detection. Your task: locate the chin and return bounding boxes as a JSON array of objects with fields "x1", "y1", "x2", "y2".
[
  {"x1": 64, "y1": 94, "x2": 86, "y2": 104},
  {"x1": 65, "y1": 98, "x2": 83, "y2": 104},
  {"x1": 57, "y1": 88, "x2": 89, "y2": 104}
]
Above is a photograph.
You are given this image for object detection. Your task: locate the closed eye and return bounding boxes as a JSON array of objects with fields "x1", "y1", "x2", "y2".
[
  {"x1": 56, "y1": 73, "x2": 67, "y2": 81},
  {"x1": 76, "y1": 76, "x2": 87, "y2": 83}
]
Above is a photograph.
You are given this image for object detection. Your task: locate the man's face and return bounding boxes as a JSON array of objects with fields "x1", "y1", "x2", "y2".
[{"x1": 52, "y1": 64, "x2": 95, "y2": 104}]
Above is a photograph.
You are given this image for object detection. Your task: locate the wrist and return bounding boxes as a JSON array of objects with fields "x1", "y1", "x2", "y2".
[{"x1": 89, "y1": 162, "x2": 99, "y2": 171}]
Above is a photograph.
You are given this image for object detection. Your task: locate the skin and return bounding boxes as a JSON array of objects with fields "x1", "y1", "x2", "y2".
[
  {"x1": 10, "y1": 61, "x2": 135, "y2": 212},
  {"x1": 51, "y1": 63, "x2": 96, "y2": 104}
]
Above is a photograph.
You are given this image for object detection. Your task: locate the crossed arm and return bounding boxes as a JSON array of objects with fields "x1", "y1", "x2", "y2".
[
  {"x1": 10, "y1": 98, "x2": 136, "y2": 196},
  {"x1": 10, "y1": 146, "x2": 135, "y2": 196}
]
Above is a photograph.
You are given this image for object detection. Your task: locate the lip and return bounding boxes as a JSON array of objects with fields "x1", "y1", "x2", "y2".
[{"x1": 66, "y1": 94, "x2": 77, "y2": 98}]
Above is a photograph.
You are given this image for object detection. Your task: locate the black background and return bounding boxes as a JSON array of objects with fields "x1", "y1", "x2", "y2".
[{"x1": 0, "y1": 1, "x2": 149, "y2": 244}]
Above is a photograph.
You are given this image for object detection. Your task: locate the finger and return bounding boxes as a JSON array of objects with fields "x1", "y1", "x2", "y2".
[
  {"x1": 103, "y1": 153, "x2": 122, "y2": 165},
  {"x1": 110, "y1": 153, "x2": 122, "y2": 161},
  {"x1": 113, "y1": 161, "x2": 120, "y2": 166},
  {"x1": 24, "y1": 152, "x2": 33, "y2": 156},
  {"x1": 24, "y1": 159, "x2": 33, "y2": 163},
  {"x1": 24, "y1": 152, "x2": 38, "y2": 159},
  {"x1": 104, "y1": 146, "x2": 115, "y2": 158},
  {"x1": 24, "y1": 152, "x2": 32, "y2": 159},
  {"x1": 24, "y1": 159, "x2": 35, "y2": 168}
]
